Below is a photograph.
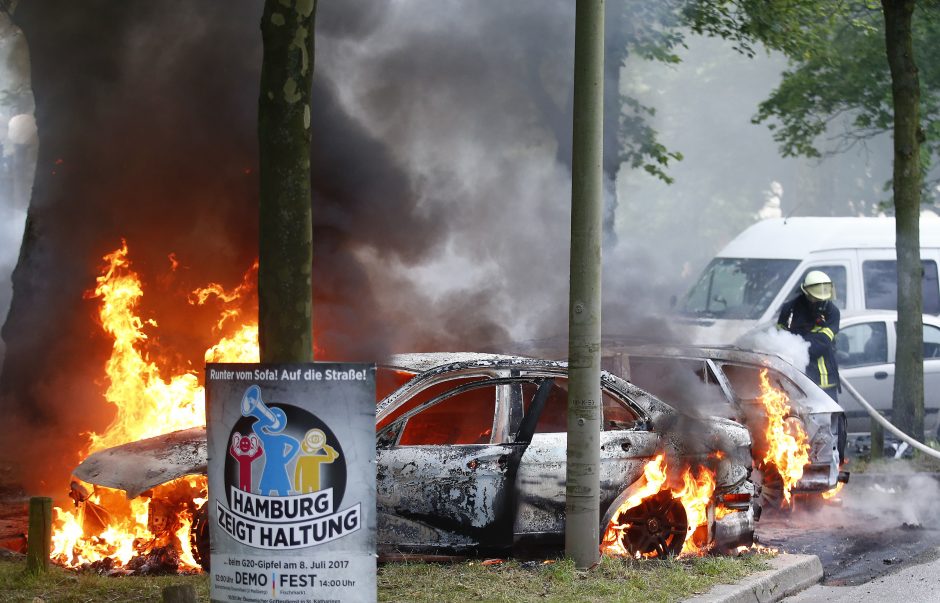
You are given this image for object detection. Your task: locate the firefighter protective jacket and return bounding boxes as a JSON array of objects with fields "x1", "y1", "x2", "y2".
[{"x1": 776, "y1": 294, "x2": 840, "y2": 393}]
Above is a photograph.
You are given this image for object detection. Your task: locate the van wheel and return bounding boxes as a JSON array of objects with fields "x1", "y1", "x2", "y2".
[{"x1": 612, "y1": 491, "x2": 687, "y2": 558}]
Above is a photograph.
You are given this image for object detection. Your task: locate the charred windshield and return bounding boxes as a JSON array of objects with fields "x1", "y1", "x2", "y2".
[{"x1": 680, "y1": 258, "x2": 799, "y2": 319}]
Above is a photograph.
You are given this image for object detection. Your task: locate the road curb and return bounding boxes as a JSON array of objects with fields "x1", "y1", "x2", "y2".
[{"x1": 682, "y1": 553, "x2": 823, "y2": 603}]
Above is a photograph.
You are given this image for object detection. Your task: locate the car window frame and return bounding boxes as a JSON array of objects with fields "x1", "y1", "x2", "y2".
[
  {"x1": 712, "y1": 360, "x2": 808, "y2": 408},
  {"x1": 379, "y1": 377, "x2": 521, "y2": 447},
  {"x1": 518, "y1": 376, "x2": 644, "y2": 434},
  {"x1": 839, "y1": 320, "x2": 889, "y2": 368}
]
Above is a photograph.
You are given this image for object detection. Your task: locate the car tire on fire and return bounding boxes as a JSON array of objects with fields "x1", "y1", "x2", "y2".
[
  {"x1": 610, "y1": 491, "x2": 688, "y2": 558},
  {"x1": 190, "y1": 501, "x2": 210, "y2": 572}
]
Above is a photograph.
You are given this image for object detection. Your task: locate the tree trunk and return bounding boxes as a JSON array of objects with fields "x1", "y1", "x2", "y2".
[
  {"x1": 882, "y1": 0, "x2": 925, "y2": 441},
  {"x1": 258, "y1": 0, "x2": 317, "y2": 363}
]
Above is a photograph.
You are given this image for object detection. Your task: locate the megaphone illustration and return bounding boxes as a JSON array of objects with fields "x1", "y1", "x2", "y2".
[{"x1": 241, "y1": 385, "x2": 284, "y2": 431}]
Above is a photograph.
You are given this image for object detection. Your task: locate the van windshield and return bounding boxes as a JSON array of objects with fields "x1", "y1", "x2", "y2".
[{"x1": 680, "y1": 258, "x2": 799, "y2": 319}]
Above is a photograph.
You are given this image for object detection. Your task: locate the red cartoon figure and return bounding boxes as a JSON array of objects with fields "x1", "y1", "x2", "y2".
[{"x1": 229, "y1": 432, "x2": 264, "y2": 491}]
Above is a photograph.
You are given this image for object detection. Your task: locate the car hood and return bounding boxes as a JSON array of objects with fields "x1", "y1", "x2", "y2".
[{"x1": 73, "y1": 426, "x2": 207, "y2": 498}]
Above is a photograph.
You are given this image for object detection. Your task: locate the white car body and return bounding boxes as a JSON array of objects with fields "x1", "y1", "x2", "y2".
[{"x1": 837, "y1": 311, "x2": 940, "y2": 435}]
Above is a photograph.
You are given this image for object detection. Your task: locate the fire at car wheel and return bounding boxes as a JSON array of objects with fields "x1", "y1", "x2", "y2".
[
  {"x1": 191, "y1": 501, "x2": 210, "y2": 572},
  {"x1": 756, "y1": 467, "x2": 785, "y2": 511},
  {"x1": 616, "y1": 491, "x2": 688, "y2": 558}
]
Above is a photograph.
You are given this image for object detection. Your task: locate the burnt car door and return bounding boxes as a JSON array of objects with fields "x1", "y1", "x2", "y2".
[
  {"x1": 513, "y1": 376, "x2": 658, "y2": 543},
  {"x1": 376, "y1": 377, "x2": 530, "y2": 554}
]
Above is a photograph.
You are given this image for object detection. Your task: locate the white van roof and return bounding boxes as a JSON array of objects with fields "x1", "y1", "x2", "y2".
[{"x1": 718, "y1": 216, "x2": 940, "y2": 259}]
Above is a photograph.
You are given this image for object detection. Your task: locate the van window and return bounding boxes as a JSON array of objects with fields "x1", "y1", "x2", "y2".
[
  {"x1": 784, "y1": 266, "x2": 847, "y2": 309},
  {"x1": 862, "y1": 260, "x2": 940, "y2": 314},
  {"x1": 681, "y1": 258, "x2": 800, "y2": 319}
]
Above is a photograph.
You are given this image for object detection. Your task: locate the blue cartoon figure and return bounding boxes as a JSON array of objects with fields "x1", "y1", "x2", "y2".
[{"x1": 241, "y1": 385, "x2": 299, "y2": 496}]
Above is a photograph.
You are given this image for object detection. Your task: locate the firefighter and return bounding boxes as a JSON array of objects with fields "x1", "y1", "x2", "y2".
[{"x1": 777, "y1": 270, "x2": 841, "y2": 401}]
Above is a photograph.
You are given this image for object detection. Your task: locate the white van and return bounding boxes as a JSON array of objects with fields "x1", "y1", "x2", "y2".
[{"x1": 676, "y1": 216, "x2": 940, "y2": 343}]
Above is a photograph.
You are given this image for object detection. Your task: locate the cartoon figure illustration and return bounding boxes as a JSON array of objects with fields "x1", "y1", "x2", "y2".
[
  {"x1": 241, "y1": 385, "x2": 300, "y2": 496},
  {"x1": 293, "y1": 428, "x2": 340, "y2": 493},
  {"x1": 229, "y1": 432, "x2": 263, "y2": 491}
]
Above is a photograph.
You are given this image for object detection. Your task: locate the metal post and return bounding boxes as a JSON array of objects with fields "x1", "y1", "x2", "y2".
[
  {"x1": 870, "y1": 417, "x2": 884, "y2": 459},
  {"x1": 26, "y1": 496, "x2": 52, "y2": 574},
  {"x1": 565, "y1": 0, "x2": 604, "y2": 569}
]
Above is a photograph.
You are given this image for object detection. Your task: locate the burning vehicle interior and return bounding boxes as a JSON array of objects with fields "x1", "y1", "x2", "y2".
[{"x1": 601, "y1": 344, "x2": 850, "y2": 510}]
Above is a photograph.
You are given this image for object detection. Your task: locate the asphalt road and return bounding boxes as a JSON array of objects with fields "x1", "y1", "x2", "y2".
[
  {"x1": 758, "y1": 470, "x2": 940, "y2": 596},
  {"x1": 782, "y1": 549, "x2": 940, "y2": 602}
]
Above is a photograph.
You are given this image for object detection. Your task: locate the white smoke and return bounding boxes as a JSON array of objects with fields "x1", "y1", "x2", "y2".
[{"x1": 736, "y1": 326, "x2": 810, "y2": 372}]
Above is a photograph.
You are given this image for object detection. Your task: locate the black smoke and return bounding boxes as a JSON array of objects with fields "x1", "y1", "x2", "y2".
[{"x1": 0, "y1": 1, "x2": 703, "y2": 494}]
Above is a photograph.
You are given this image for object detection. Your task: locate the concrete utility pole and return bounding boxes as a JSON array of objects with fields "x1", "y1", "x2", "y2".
[{"x1": 565, "y1": 0, "x2": 604, "y2": 569}]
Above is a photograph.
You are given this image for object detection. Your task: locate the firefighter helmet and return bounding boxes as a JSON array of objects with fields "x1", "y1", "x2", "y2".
[{"x1": 801, "y1": 270, "x2": 833, "y2": 301}]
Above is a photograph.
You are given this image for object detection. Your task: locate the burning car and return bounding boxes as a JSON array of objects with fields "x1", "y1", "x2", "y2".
[
  {"x1": 600, "y1": 343, "x2": 849, "y2": 509},
  {"x1": 374, "y1": 353, "x2": 757, "y2": 559},
  {"x1": 68, "y1": 352, "x2": 758, "y2": 567}
]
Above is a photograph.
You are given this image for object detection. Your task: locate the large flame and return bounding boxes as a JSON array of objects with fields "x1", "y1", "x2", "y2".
[
  {"x1": 756, "y1": 369, "x2": 810, "y2": 506},
  {"x1": 601, "y1": 454, "x2": 717, "y2": 558},
  {"x1": 53, "y1": 242, "x2": 259, "y2": 572}
]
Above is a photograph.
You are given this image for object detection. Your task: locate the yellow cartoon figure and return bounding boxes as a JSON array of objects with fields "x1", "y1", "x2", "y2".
[{"x1": 293, "y1": 428, "x2": 340, "y2": 493}]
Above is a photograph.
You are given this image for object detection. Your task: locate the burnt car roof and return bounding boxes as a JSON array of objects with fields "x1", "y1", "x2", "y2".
[
  {"x1": 377, "y1": 353, "x2": 676, "y2": 422},
  {"x1": 603, "y1": 343, "x2": 844, "y2": 416},
  {"x1": 383, "y1": 352, "x2": 536, "y2": 373}
]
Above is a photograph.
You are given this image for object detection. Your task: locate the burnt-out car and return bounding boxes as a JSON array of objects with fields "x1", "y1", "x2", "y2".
[
  {"x1": 73, "y1": 353, "x2": 758, "y2": 564},
  {"x1": 373, "y1": 353, "x2": 757, "y2": 557},
  {"x1": 600, "y1": 344, "x2": 849, "y2": 508}
]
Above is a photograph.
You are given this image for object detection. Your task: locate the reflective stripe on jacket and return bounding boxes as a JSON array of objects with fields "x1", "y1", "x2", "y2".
[{"x1": 776, "y1": 295, "x2": 840, "y2": 390}]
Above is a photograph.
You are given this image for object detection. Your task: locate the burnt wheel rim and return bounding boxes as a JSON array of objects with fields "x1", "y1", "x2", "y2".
[
  {"x1": 759, "y1": 467, "x2": 785, "y2": 511},
  {"x1": 618, "y1": 490, "x2": 688, "y2": 558}
]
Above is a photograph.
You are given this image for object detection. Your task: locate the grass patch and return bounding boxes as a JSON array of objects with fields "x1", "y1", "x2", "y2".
[
  {"x1": 377, "y1": 554, "x2": 770, "y2": 603},
  {"x1": 0, "y1": 552, "x2": 769, "y2": 602},
  {"x1": 0, "y1": 554, "x2": 208, "y2": 602}
]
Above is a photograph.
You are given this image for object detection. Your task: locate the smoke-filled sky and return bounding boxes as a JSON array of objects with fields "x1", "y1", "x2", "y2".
[{"x1": 0, "y1": 1, "x2": 904, "y2": 492}]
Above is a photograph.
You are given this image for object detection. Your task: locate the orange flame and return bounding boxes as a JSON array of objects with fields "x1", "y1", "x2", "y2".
[
  {"x1": 54, "y1": 242, "x2": 260, "y2": 571},
  {"x1": 189, "y1": 260, "x2": 258, "y2": 331},
  {"x1": 756, "y1": 369, "x2": 810, "y2": 506},
  {"x1": 84, "y1": 242, "x2": 209, "y2": 453},
  {"x1": 821, "y1": 482, "x2": 844, "y2": 500},
  {"x1": 601, "y1": 454, "x2": 717, "y2": 558}
]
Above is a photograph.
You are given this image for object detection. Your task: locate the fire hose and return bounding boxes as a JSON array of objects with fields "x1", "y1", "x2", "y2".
[{"x1": 840, "y1": 377, "x2": 940, "y2": 461}]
